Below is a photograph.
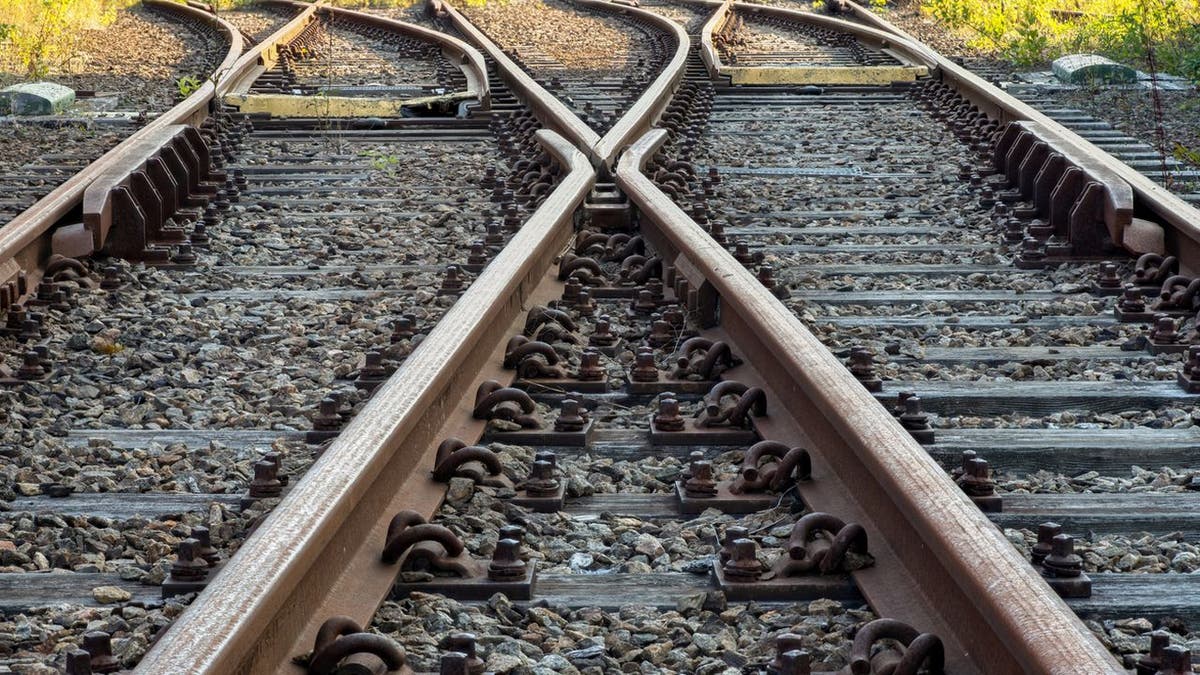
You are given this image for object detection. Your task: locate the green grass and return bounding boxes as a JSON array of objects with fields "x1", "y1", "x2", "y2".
[{"x1": 919, "y1": 0, "x2": 1200, "y2": 81}]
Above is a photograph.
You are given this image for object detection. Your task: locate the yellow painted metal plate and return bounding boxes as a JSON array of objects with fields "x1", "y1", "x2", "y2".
[
  {"x1": 222, "y1": 92, "x2": 474, "y2": 118},
  {"x1": 726, "y1": 65, "x2": 927, "y2": 85}
]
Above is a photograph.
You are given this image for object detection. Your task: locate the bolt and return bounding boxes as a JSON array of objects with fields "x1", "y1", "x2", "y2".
[
  {"x1": 576, "y1": 289, "x2": 595, "y2": 317},
  {"x1": 525, "y1": 459, "x2": 560, "y2": 497},
  {"x1": 554, "y1": 399, "x2": 587, "y2": 433},
  {"x1": 172, "y1": 243, "x2": 197, "y2": 265},
  {"x1": 645, "y1": 278, "x2": 664, "y2": 301},
  {"x1": 100, "y1": 267, "x2": 123, "y2": 291},
  {"x1": 1042, "y1": 533, "x2": 1083, "y2": 578},
  {"x1": 440, "y1": 652, "x2": 469, "y2": 675},
  {"x1": 312, "y1": 397, "x2": 342, "y2": 431},
  {"x1": 484, "y1": 223, "x2": 504, "y2": 247},
  {"x1": 191, "y1": 525, "x2": 220, "y2": 566},
  {"x1": 1118, "y1": 284, "x2": 1146, "y2": 314},
  {"x1": 772, "y1": 649, "x2": 812, "y2": 675},
  {"x1": 1151, "y1": 314, "x2": 1180, "y2": 345},
  {"x1": 734, "y1": 242, "x2": 754, "y2": 266},
  {"x1": 632, "y1": 290, "x2": 657, "y2": 315},
  {"x1": 1095, "y1": 263, "x2": 1122, "y2": 291},
  {"x1": 654, "y1": 396, "x2": 685, "y2": 432},
  {"x1": 17, "y1": 351, "x2": 44, "y2": 380},
  {"x1": 648, "y1": 319, "x2": 673, "y2": 348},
  {"x1": 65, "y1": 649, "x2": 92, "y2": 675},
  {"x1": 82, "y1": 630, "x2": 119, "y2": 673},
  {"x1": 683, "y1": 459, "x2": 717, "y2": 497},
  {"x1": 249, "y1": 459, "x2": 282, "y2": 498},
  {"x1": 190, "y1": 222, "x2": 210, "y2": 246},
  {"x1": 488, "y1": 538, "x2": 527, "y2": 581},
  {"x1": 467, "y1": 241, "x2": 488, "y2": 269},
  {"x1": 577, "y1": 349, "x2": 604, "y2": 381},
  {"x1": 719, "y1": 525, "x2": 750, "y2": 564},
  {"x1": 498, "y1": 525, "x2": 525, "y2": 544},
  {"x1": 391, "y1": 315, "x2": 416, "y2": 343},
  {"x1": 632, "y1": 349, "x2": 659, "y2": 382},
  {"x1": 563, "y1": 278, "x2": 582, "y2": 305},
  {"x1": 359, "y1": 350, "x2": 388, "y2": 381},
  {"x1": 847, "y1": 346, "x2": 881, "y2": 391},
  {"x1": 960, "y1": 458, "x2": 995, "y2": 497},
  {"x1": 589, "y1": 317, "x2": 616, "y2": 347},
  {"x1": 19, "y1": 318, "x2": 41, "y2": 342},
  {"x1": 1163, "y1": 646, "x2": 1192, "y2": 674},
  {"x1": 443, "y1": 633, "x2": 485, "y2": 675},
  {"x1": 1032, "y1": 522, "x2": 1061, "y2": 566},
  {"x1": 723, "y1": 538, "x2": 761, "y2": 580},
  {"x1": 758, "y1": 264, "x2": 778, "y2": 288},
  {"x1": 440, "y1": 265, "x2": 464, "y2": 295},
  {"x1": 899, "y1": 396, "x2": 930, "y2": 430},
  {"x1": 169, "y1": 539, "x2": 209, "y2": 582}
]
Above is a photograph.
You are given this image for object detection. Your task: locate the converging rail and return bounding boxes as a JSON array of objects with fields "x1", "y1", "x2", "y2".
[{"x1": 6, "y1": 0, "x2": 1196, "y2": 672}]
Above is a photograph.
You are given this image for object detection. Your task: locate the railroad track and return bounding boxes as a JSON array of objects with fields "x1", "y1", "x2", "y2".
[
  {"x1": 0, "y1": 2, "x2": 247, "y2": 229},
  {"x1": 2, "y1": 0, "x2": 1198, "y2": 673}
]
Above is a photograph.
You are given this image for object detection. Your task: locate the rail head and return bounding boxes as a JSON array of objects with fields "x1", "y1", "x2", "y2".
[
  {"x1": 133, "y1": 130, "x2": 595, "y2": 674},
  {"x1": 306, "y1": 4, "x2": 491, "y2": 108},
  {"x1": 0, "y1": 0, "x2": 247, "y2": 287},
  {"x1": 833, "y1": 0, "x2": 1200, "y2": 270},
  {"x1": 437, "y1": 0, "x2": 603, "y2": 164},
  {"x1": 698, "y1": 0, "x2": 731, "y2": 79},
  {"x1": 575, "y1": 0, "x2": 692, "y2": 168},
  {"x1": 615, "y1": 127, "x2": 1124, "y2": 675}
]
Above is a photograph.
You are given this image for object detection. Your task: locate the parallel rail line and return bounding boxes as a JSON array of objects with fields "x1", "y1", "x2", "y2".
[{"x1": 5, "y1": 0, "x2": 1200, "y2": 673}]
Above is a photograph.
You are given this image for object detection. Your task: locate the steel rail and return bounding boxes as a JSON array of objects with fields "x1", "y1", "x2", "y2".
[
  {"x1": 0, "y1": 0, "x2": 249, "y2": 284},
  {"x1": 440, "y1": 0, "x2": 699, "y2": 169},
  {"x1": 134, "y1": 128, "x2": 593, "y2": 675},
  {"x1": 438, "y1": 0, "x2": 603, "y2": 162},
  {"x1": 689, "y1": 0, "x2": 938, "y2": 77},
  {"x1": 574, "y1": 0, "x2": 690, "y2": 169},
  {"x1": 277, "y1": 2, "x2": 492, "y2": 108},
  {"x1": 218, "y1": 1, "x2": 324, "y2": 96},
  {"x1": 615, "y1": 128, "x2": 1124, "y2": 674},
  {"x1": 735, "y1": 0, "x2": 1200, "y2": 273}
]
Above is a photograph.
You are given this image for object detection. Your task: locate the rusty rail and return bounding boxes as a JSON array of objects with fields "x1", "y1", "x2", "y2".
[
  {"x1": 134, "y1": 128, "x2": 594, "y2": 675},
  {"x1": 693, "y1": 0, "x2": 936, "y2": 82},
  {"x1": 0, "y1": 0, "x2": 248, "y2": 287},
  {"x1": 615, "y1": 128, "x2": 1124, "y2": 674},
  {"x1": 438, "y1": 0, "x2": 602, "y2": 161},
  {"x1": 295, "y1": 3, "x2": 491, "y2": 107},
  {"x1": 440, "y1": 0, "x2": 698, "y2": 169},
  {"x1": 783, "y1": 0, "x2": 1200, "y2": 272}
]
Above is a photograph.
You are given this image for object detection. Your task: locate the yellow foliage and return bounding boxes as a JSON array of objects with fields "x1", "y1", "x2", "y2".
[
  {"x1": 921, "y1": 0, "x2": 1200, "y2": 79},
  {"x1": 0, "y1": 0, "x2": 136, "y2": 77}
]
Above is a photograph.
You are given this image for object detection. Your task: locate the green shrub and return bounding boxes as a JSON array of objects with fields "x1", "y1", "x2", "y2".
[{"x1": 920, "y1": 0, "x2": 1200, "y2": 80}]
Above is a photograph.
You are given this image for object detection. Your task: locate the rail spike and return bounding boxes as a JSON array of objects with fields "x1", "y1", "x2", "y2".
[
  {"x1": 305, "y1": 616, "x2": 406, "y2": 675},
  {"x1": 729, "y1": 441, "x2": 812, "y2": 495},
  {"x1": 848, "y1": 618, "x2": 945, "y2": 675},
  {"x1": 669, "y1": 337, "x2": 740, "y2": 380},
  {"x1": 472, "y1": 380, "x2": 541, "y2": 428},
  {"x1": 431, "y1": 438, "x2": 514, "y2": 488},
  {"x1": 697, "y1": 380, "x2": 767, "y2": 428}
]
